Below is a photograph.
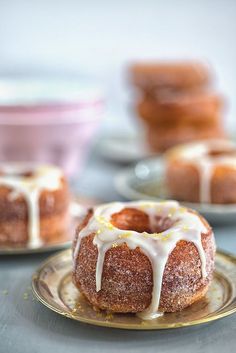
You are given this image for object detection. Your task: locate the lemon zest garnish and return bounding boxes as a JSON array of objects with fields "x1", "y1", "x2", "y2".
[
  {"x1": 107, "y1": 223, "x2": 115, "y2": 230},
  {"x1": 118, "y1": 232, "x2": 132, "y2": 239},
  {"x1": 140, "y1": 202, "x2": 153, "y2": 210},
  {"x1": 168, "y1": 207, "x2": 177, "y2": 217},
  {"x1": 161, "y1": 232, "x2": 172, "y2": 241},
  {"x1": 179, "y1": 207, "x2": 186, "y2": 213},
  {"x1": 151, "y1": 232, "x2": 162, "y2": 239},
  {"x1": 95, "y1": 216, "x2": 115, "y2": 231}
]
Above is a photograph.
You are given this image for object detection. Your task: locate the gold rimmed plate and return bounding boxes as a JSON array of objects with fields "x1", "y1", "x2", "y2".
[
  {"x1": 0, "y1": 200, "x2": 87, "y2": 255},
  {"x1": 32, "y1": 248, "x2": 236, "y2": 330}
]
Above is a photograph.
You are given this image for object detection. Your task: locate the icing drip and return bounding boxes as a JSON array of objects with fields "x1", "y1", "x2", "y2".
[
  {"x1": 197, "y1": 159, "x2": 213, "y2": 204},
  {"x1": 0, "y1": 163, "x2": 62, "y2": 247},
  {"x1": 175, "y1": 140, "x2": 236, "y2": 203},
  {"x1": 73, "y1": 200, "x2": 208, "y2": 320}
]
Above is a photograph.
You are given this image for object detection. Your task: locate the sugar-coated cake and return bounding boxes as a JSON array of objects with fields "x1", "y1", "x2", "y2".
[
  {"x1": 129, "y1": 61, "x2": 226, "y2": 152},
  {"x1": 130, "y1": 61, "x2": 210, "y2": 92},
  {"x1": 0, "y1": 163, "x2": 70, "y2": 247},
  {"x1": 73, "y1": 201, "x2": 215, "y2": 320},
  {"x1": 165, "y1": 140, "x2": 236, "y2": 204}
]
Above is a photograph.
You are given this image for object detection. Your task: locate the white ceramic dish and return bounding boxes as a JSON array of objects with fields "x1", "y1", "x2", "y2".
[
  {"x1": 115, "y1": 157, "x2": 236, "y2": 224},
  {"x1": 98, "y1": 133, "x2": 153, "y2": 163}
]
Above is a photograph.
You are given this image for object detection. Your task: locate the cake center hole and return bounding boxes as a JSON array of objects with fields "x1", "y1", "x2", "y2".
[
  {"x1": 208, "y1": 148, "x2": 236, "y2": 158},
  {"x1": 110, "y1": 207, "x2": 173, "y2": 234}
]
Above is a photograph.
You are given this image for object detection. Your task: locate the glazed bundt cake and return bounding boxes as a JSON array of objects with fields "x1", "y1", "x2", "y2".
[
  {"x1": 165, "y1": 140, "x2": 236, "y2": 204},
  {"x1": 0, "y1": 163, "x2": 70, "y2": 247},
  {"x1": 73, "y1": 201, "x2": 215, "y2": 320}
]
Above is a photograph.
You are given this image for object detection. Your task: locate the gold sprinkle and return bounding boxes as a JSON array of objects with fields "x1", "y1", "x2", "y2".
[
  {"x1": 96, "y1": 216, "x2": 115, "y2": 231},
  {"x1": 140, "y1": 203, "x2": 152, "y2": 210},
  {"x1": 161, "y1": 232, "x2": 172, "y2": 241},
  {"x1": 182, "y1": 225, "x2": 189, "y2": 231},
  {"x1": 95, "y1": 216, "x2": 106, "y2": 225},
  {"x1": 96, "y1": 229, "x2": 101, "y2": 235},
  {"x1": 112, "y1": 242, "x2": 118, "y2": 248},
  {"x1": 141, "y1": 320, "x2": 149, "y2": 326},
  {"x1": 142, "y1": 232, "x2": 149, "y2": 238},
  {"x1": 179, "y1": 207, "x2": 186, "y2": 213},
  {"x1": 168, "y1": 207, "x2": 176, "y2": 217},
  {"x1": 105, "y1": 313, "x2": 113, "y2": 320},
  {"x1": 151, "y1": 232, "x2": 162, "y2": 239},
  {"x1": 107, "y1": 223, "x2": 115, "y2": 230},
  {"x1": 118, "y1": 232, "x2": 132, "y2": 239},
  {"x1": 95, "y1": 312, "x2": 103, "y2": 318},
  {"x1": 96, "y1": 216, "x2": 105, "y2": 222},
  {"x1": 23, "y1": 292, "x2": 29, "y2": 300}
]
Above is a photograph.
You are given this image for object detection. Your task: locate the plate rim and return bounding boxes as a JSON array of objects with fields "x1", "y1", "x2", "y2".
[
  {"x1": 31, "y1": 248, "x2": 236, "y2": 330},
  {"x1": 114, "y1": 158, "x2": 236, "y2": 215},
  {"x1": 97, "y1": 133, "x2": 154, "y2": 163}
]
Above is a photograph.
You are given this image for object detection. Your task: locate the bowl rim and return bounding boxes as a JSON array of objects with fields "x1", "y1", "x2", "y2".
[
  {"x1": 0, "y1": 101, "x2": 104, "y2": 125},
  {"x1": 0, "y1": 77, "x2": 105, "y2": 125}
]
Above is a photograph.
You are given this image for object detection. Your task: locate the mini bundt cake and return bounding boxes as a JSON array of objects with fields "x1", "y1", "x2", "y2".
[
  {"x1": 165, "y1": 140, "x2": 236, "y2": 204},
  {"x1": 129, "y1": 61, "x2": 226, "y2": 153},
  {"x1": 137, "y1": 92, "x2": 223, "y2": 128},
  {"x1": 130, "y1": 61, "x2": 210, "y2": 92},
  {"x1": 0, "y1": 163, "x2": 70, "y2": 247},
  {"x1": 147, "y1": 125, "x2": 225, "y2": 153},
  {"x1": 73, "y1": 201, "x2": 215, "y2": 320}
]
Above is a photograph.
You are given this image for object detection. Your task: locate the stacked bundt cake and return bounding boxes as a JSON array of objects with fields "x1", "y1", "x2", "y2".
[{"x1": 129, "y1": 61, "x2": 226, "y2": 152}]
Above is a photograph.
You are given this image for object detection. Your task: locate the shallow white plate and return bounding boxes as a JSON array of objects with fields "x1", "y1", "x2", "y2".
[
  {"x1": 115, "y1": 157, "x2": 236, "y2": 224},
  {"x1": 98, "y1": 133, "x2": 154, "y2": 163}
]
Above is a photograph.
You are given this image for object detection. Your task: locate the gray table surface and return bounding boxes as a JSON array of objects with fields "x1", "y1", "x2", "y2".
[{"x1": 1, "y1": 147, "x2": 236, "y2": 353}]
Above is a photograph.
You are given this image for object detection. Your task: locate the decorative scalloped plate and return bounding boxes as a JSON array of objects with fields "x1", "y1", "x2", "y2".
[{"x1": 32, "y1": 248, "x2": 236, "y2": 330}]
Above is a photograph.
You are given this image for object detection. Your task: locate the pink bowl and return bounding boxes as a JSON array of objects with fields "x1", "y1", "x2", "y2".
[{"x1": 0, "y1": 79, "x2": 104, "y2": 176}]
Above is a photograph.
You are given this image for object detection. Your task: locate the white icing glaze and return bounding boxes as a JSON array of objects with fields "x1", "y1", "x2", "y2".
[
  {"x1": 173, "y1": 140, "x2": 236, "y2": 203},
  {"x1": 0, "y1": 163, "x2": 62, "y2": 247},
  {"x1": 73, "y1": 200, "x2": 209, "y2": 320}
]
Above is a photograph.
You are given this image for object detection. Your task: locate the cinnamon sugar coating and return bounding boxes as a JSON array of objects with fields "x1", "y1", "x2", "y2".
[
  {"x1": 0, "y1": 177, "x2": 70, "y2": 246},
  {"x1": 73, "y1": 208, "x2": 215, "y2": 313},
  {"x1": 130, "y1": 62, "x2": 210, "y2": 91},
  {"x1": 166, "y1": 158, "x2": 236, "y2": 204},
  {"x1": 137, "y1": 92, "x2": 222, "y2": 128},
  {"x1": 147, "y1": 125, "x2": 225, "y2": 153}
]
